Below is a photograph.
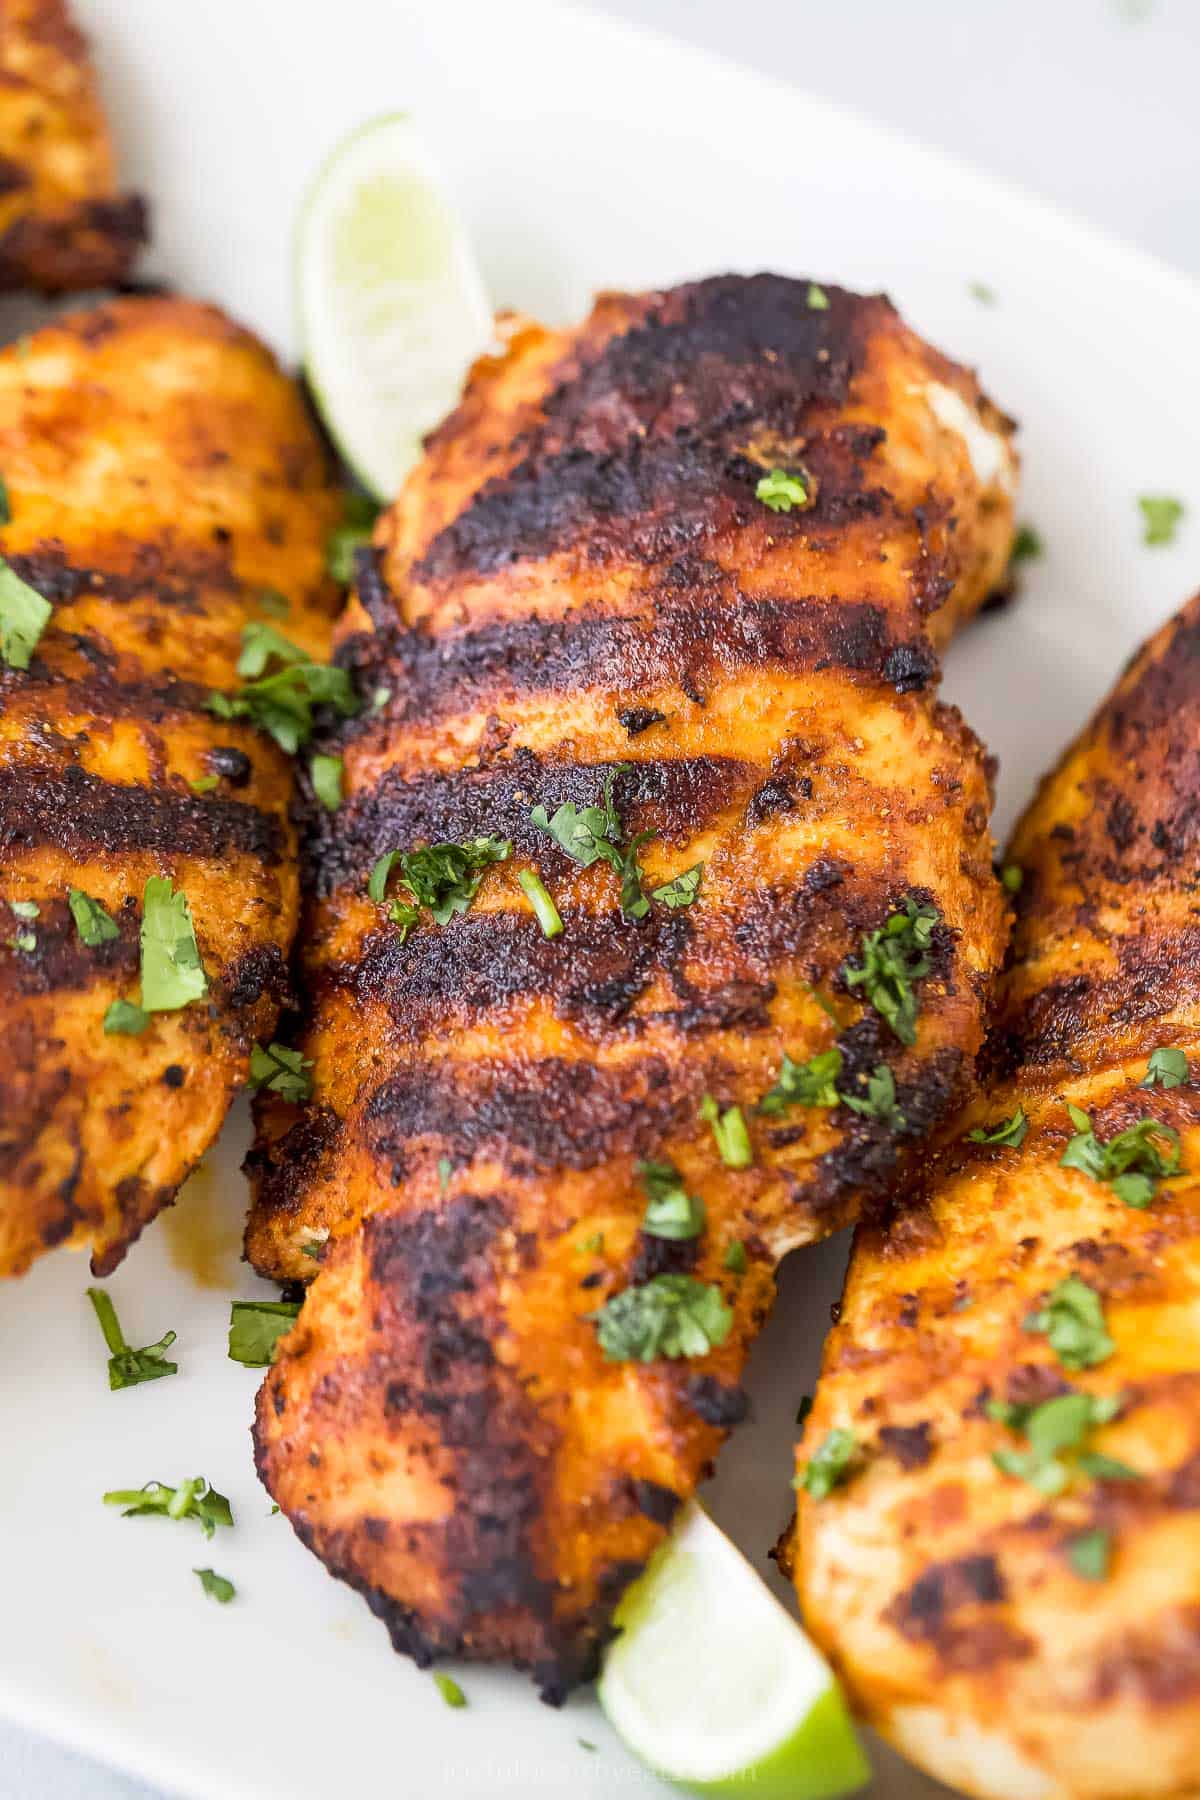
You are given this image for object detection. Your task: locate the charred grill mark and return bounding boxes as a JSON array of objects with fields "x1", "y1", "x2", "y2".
[
  {"x1": 361, "y1": 1055, "x2": 691, "y2": 1176},
  {"x1": 413, "y1": 276, "x2": 886, "y2": 580},
  {"x1": 4, "y1": 539, "x2": 238, "y2": 612},
  {"x1": 887, "y1": 1553, "x2": 1007, "y2": 1642},
  {"x1": 0, "y1": 764, "x2": 284, "y2": 864},
  {"x1": 243, "y1": 1106, "x2": 343, "y2": 1224},
  {"x1": 685, "y1": 1374, "x2": 752, "y2": 1427},
  {"x1": 337, "y1": 590, "x2": 938, "y2": 729},
  {"x1": 1, "y1": 657, "x2": 218, "y2": 726},
  {"x1": 306, "y1": 752, "x2": 755, "y2": 897},
  {"x1": 0, "y1": 194, "x2": 148, "y2": 292}
]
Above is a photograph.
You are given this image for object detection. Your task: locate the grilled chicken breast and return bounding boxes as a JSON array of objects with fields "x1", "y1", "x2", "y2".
[
  {"x1": 794, "y1": 594, "x2": 1200, "y2": 1799},
  {"x1": 0, "y1": 0, "x2": 144, "y2": 290},
  {"x1": 0, "y1": 296, "x2": 341, "y2": 1278},
  {"x1": 247, "y1": 275, "x2": 1016, "y2": 1696}
]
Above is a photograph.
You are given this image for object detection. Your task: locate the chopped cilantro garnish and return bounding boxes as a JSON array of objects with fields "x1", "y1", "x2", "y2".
[
  {"x1": 103, "y1": 1477, "x2": 233, "y2": 1538},
  {"x1": 437, "y1": 1156, "x2": 452, "y2": 1194},
  {"x1": 367, "y1": 850, "x2": 400, "y2": 902},
  {"x1": 190, "y1": 774, "x2": 219, "y2": 794},
  {"x1": 69, "y1": 887, "x2": 119, "y2": 947},
  {"x1": 700, "y1": 1095, "x2": 753, "y2": 1167},
  {"x1": 795, "y1": 1428, "x2": 858, "y2": 1500},
  {"x1": 840, "y1": 1064, "x2": 905, "y2": 1131},
  {"x1": 209, "y1": 625, "x2": 357, "y2": 754},
  {"x1": 227, "y1": 1298, "x2": 302, "y2": 1367},
  {"x1": 103, "y1": 998, "x2": 148, "y2": 1035},
  {"x1": 988, "y1": 1389, "x2": 1130, "y2": 1494},
  {"x1": 842, "y1": 896, "x2": 939, "y2": 1045},
  {"x1": 807, "y1": 283, "x2": 830, "y2": 310},
  {"x1": 1066, "y1": 1528, "x2": 1111, "y2": 1582},
  {"x1": 968, "y1": 1105, "x2": 1028, "y2": 1148},
  {"x1": 11, "y1": 928, "x2": 35, "y2": 952},
  {"x1": 517, "y1": 868, "x2": 563, "y2": 939},
  {"x1": 434, "y1": 1672, "x2": 467, "y2": 1709},
  {"x1": 87, "y1": 1287, "x2": 177, "y2": 1390},
  {"x1": 0, "y1": 559, "x2": 51, "y2": 669},
  {"x1": 1143, "y1": 1047, "x2": 1188, "y2": 1089},
  {"x1": 1060, "y1": 1103, "x2": 1181, "y2": 1207},
  {"x1": 759, "y1": 1048, "x2": 842, "y2": 1113},
  {"x1": 310, "y1": 753, "x2": 343, "y2": 811},
  {"x1": 968, "y1": 280, "x2": 996, "y2": 305},
  {"x1": 530, "y1": 767, "x2": 651, "y2": 919},
  {"x1": 724, "y1": 1239, "x2": 747, "y2": 1275},
  {"x1": 577, "y1": 1230, "x2": 604, "y2": 1255},
  {"x1": 368, "y1": 838, "x2": 511, "y2": 929},
  {"x1": 1010, "y1": 526, "x2": 1042, "y2": 565},
  {"x1": 0, "y1": 474, "x2": 10, "y2": 523},
  {"x1": 1138, "y1": 494, "x2": 1184, "y2": 546},
  {"x1": 325, "y1": 491, "x2": 380, "y2": 585},
  {"x1": 248, "y1": 1041, "x2": 313, "y2": 1105},
  {"x1": 1023, "y1": 1275, "x2": 1114, "y2": 1370},
  {"x1": 195, "y1": 1567, "x2": 236, "y2": 1604},
  {"x1": 639, "y1": 1161, "x2": 706, "y2": 1240},
  {"x1": 755, "y1": 468, "x2": 808, "y2": 513},
  {"x1": 140, "y1": 876, "x2": 207, "y2": 1013},
  {"x1": 650, "y1": 863, "x2": 703, "y2": 909},
  {"x1": 10, "y1": 899, "x2": 37, "y2": 919},
  {"x1": 591, "y1": 1275, "x2": 733, "y2": 1362},
  {"x1": 256, "y1": 588, "x2": 290, "y2": 618},
  {"x1": 1000, "y1": 863, "x2": 1023, "y2": 894}
]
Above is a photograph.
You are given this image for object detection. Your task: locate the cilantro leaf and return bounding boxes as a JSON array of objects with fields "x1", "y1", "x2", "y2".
[
  {"x1": 1138, "y1": 494, "x2": 1184, "y2": 546},
  {"x1": 530, "y1": 767, "x2": 651, "y2": 920},
  {"x1": 434, "y1": 1672, "x2": 467, "y2": 1709},
  {"x1": 248, "y1": 1041, "x2": 313, "y2": 1104},
  {"x1": 256, "y1": 587, "x2": 290, "y2": 618},
  {"x1": 755, "y1": 468, "x2": 808, "y2": 513},
  {"x1": 591, "y1": 1275, "x2": 733, "y2": 1362},
  {"x1": 209, "y1": 648, "x2": 358, "y2": 754},
  {"x1": 0, "y1": 560, "x2": 51, "y2": 669},
  {"x1": 968, "y1": 280, "x2": 996, "y2": 305},
  {"x1": 650, "y1": 862, "x2": 703, "y2": 909},
  {"x1": 1023, "y1": 1275, "x2": 1114, "y2": 1370},
  {"x1": 195, "y1": 1567, "x2": 236, "y2": 1604},
  {"x1": 795, "y1": 1428, "x2": 858, "y2": 1500},
  {"x1": 1059, "y1": 1104, "x2": 1181, "y2": 1207},
  {"x1": 1066, "y1": 1528, "x2": 1111, "y2": 1582},
  {"x1": 10, "y1": 928, "x2": 35, "y2": 952},
  {"x1": 236, "y1": 621, "x2": 308, "y2": 679},
  {"x1": 988, "y1": 1389, "x2": 1126, "y2": 1494},
  {"x1": 1010, "y1": 525, "x2": 1042, "y2": 565},
  {"x1": 1143, "y1": 1047, "x2": 1188, "y2": 1089},
  {"x1": 0, "y1": 474, "x2": 10, "y2": 523},
  {"x1": 103, "y1": 1477, "x2": 233, "y2": 1538},
  {"x1": 759, "y1": 1048, "x2": 842, "y2": 1113},
  {"x1": 190, "y1": 775, "x2": 219, "y2": 793},
  {"x1": 724, "y1": 1240, "x2": 747, "y2": 1275},
  {"x1": 968, "y1": 1105, "x2": 1028, "y2": 1148},
  {"x1": 227, "y1": 1298, "x2": 302, "y2": 1367},
  {"x1": 310, "y1": 753, "x2": 343, "y2": 811},
  {"x1": 325, "y1": 491, "x2": 380, "y2": 584},
  {"x1": 87, "y1": 1287, "x2": 178, "y2": 1390},
  {"x1": 103, "y1": 998, "x2": 148, "y2": 1035},
  {"x1": 10, "y1": 899, "x2": 37, "y2": 919},
  {"x1": 840, "y1": 1063, "x2": 906, "y2": 1131},
  {"x1": 1000, "y1": 863, "x2": 1024, "y2": 893},
  {"x1": 842, "y1": 896, "x2": 939, "y2": 1045},
  {"x1": 368, "y1": 850, "x2": 401, "y2": 903},
  {"x1": 700, "y1": 1095, "x2": 753, "y2": 1167},
  {"x1": 639, "y1": 1161, "x2": 706, "y2": 1240},
  {"x1": 517, "y1": 868, "x2": 563, "y2": 938},
  {"x1": 140, "y1": 876, "x2": 207, "y2": 1012},
  {"x1": 807, "y1": 283, "x2": 830, "y2": 310},
  {"x1": 398, "y1": 837, "x2": 511, "y2": 924},
  {"x1": 69, "y1": 887, "x2": 119, "y2": 947}
]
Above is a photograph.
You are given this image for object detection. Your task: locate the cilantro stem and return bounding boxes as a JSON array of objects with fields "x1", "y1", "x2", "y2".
[
  {"x1": 87, "y1": 1287, "x2": 127, "y2": 1357},
  {"x1": 517, "y1": 868, "x2": 563, "y2": 939}
]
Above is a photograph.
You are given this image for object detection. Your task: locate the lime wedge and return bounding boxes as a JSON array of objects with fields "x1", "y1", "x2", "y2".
[
  {"x1": 598, "y1": 1503, "x2": 869, "y2": 1799},
  {"x1": 296, "y1": 113, "x2": 493, "y2": 501}
]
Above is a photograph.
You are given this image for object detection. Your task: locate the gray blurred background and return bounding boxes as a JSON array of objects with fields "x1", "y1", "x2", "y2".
[{"x1": 3, "y1": 0, "x2": 1196, "y2": 1793}]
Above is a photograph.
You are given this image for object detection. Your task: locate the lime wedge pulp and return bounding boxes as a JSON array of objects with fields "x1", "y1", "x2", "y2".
[
  {"x1": 296, "y1": 113, "x2": 493, "y2": 501},
  {"x1": 598, "y1": 1503, "x2": 869, "y2": 1800}
]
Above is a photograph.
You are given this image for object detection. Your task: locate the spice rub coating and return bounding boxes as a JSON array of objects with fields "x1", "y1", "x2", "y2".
[
  {"x1": 248, "y1": 275, "x2": 1017, "y2": 1694},
  {"x1": 0, "y1": 0, "x2": 145, "y2": 290},
  {"x1": 0, "y1": 296, "x2": 341, "y2": 1277},
  {"x1": 795, "y1": 594, "x2": 1200, "y2": 1799}
]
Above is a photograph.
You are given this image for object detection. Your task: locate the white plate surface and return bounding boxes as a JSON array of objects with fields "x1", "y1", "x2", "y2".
[{"x1": 3, "y1": 2, "x2": 1200, "y2": 1796}]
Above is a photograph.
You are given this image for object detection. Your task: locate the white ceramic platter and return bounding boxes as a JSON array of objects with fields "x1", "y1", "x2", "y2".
[{"x1": 3, "y1": 1, "x2": 1199, "y2": 1794}]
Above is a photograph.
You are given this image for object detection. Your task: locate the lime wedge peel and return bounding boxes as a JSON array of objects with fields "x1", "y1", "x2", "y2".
[
  {"x1": 296, "y1": 112, "x2": 493, "y2": 502},
  {"x1": 598, "y1": 1502, "x2": 870, "y2": 1799}
]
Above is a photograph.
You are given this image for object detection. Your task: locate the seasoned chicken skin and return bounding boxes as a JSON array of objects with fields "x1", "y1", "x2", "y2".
[
  {"x1": 795, "y1": 594, "x2": 1200, "y2": 1799},
  {"x1": 0, "y1": 297, "x2": 340, "y2": 1278},
  {"x1": 248, "y1": 276, "x2": 1016, "y2": 1695},
  {"x1": 0, "y1": 0, "x2": 144, "y2": 290}
]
